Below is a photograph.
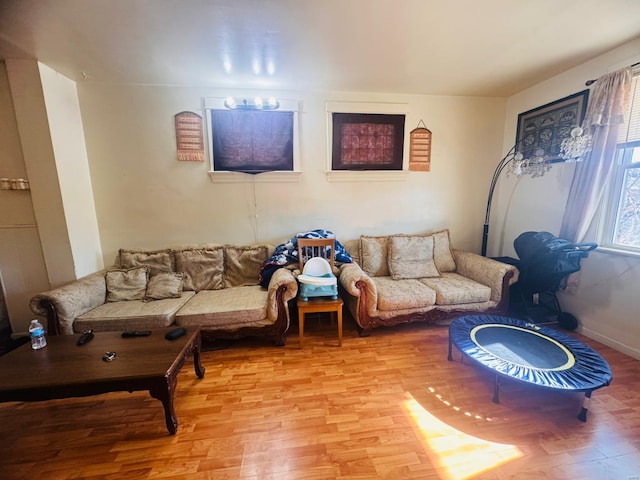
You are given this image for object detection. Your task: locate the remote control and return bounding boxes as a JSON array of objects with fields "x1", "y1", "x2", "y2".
[
  {"x1": 77, "y1": 330, "x2": 94, "y2": 346},
  {"x1": 121, "y1": 330, "x2": 152, "y2": 338},
  {"x1": 165, "y1": 327, "x2": 187, "y2": 340}
]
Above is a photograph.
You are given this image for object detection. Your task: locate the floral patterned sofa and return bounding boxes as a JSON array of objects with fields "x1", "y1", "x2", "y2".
[
  {"x1": 29, "y1": 244, "x2": 298, "y2": 346},
  {"x1": 339, "y1": 230, "x2": 518, "y2": 336}
]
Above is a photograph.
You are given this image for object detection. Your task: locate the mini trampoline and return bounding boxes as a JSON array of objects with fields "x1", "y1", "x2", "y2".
[{"x1": 448, "y1": 315, "x2": 612, "y2": 421}]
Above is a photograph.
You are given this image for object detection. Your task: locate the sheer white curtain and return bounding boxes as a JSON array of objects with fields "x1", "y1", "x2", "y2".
[{"x1": 559, "y1": 67, "x2": 632, "y2": 242}]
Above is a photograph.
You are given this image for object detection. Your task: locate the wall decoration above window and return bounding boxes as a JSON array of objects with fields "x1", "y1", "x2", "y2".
[
  {"x1": 175, "y1": 111, "x2": 205, "y2": 162},
  {"x1": 516, "y1": 90, "x2": 589, "y2": 163},
  {"x1": 331, "y1": 113, "x2": 405, "y2": 170},
  {"x1": 409, "y1": 120, "x2": 432, "y2": 171}
]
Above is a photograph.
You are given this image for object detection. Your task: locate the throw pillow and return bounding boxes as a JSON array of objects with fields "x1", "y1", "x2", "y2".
[
  {"x1": 144, "y1": 272, "x2": 184, "y2": 301},
  {"x1": 431, "y1": 229, "x2": 456, "y2": 272},
  {"x1": 360, "y1": 235, "x2": 390, "y2": 277},
  {"x1": 174, "y1": 246, "x2": 224, "y2": 291},
  {"x1": 224, "y1": 245, "x2": 270, "y2": 287},
  {"x1": 118, "y1": 248, "x2": 174, "y2": 276},
  {"x1": 105, "y1": 266, "x2": 149, "y2": 302},
  {"x1": 388, "y1": 235, "x2": 440, "y2": 280}
]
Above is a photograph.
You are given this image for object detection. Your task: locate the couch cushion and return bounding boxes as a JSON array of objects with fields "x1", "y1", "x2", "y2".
[
  {"x1": 388, "y1": 235, "x2": 440, "y2": 280},
  {"x1": 360, "y1": 235, "x2": 390, "y2": 277},
  {"x1": 145, "y1": 272, "x2": 184, "y2": 301},
  {"x1": 105, "y1": 266, "x2": 149, "y2": 302},
  {"x1": 419, "y1": 272, "x2": 491, "y2": 305},
  {"x1": 73, "y1": 291, "x2": 196, "y2": 333},
  {"x1": 431, "y1": 229, "x2": 456, "y2": 273},
  {"x1": 224, "y1": 245, "x2": 270, "y2": 288},
  {"x1": 118, "y1": 248, "x2": 174, "y2": 276},
  {"x1": 342, "y1": 239, "x2": 361, "y2": 266},
  {"x1": 174, "y1": 246, "x2": 224, "y2": 291},
  {"x1": 175, "y1": 286, "x2": 270, "y2": 330},
  {"x1": 373, "y1": 277, "x2": 436, "y2": 311}
]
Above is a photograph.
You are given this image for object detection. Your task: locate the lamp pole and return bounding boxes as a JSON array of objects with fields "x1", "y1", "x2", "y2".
[{"x1": 481, "y1": 142, "x2": 523, "y2": 257}]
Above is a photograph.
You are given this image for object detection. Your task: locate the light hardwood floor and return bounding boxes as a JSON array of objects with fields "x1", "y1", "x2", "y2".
[{"x1": 1, "y1": 316, "x2": 639, "y2": 480}]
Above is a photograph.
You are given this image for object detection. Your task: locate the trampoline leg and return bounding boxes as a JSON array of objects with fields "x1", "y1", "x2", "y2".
[
  {"x1": 578, "y1": 391, "x2": 592, "y2": 422},
  {"x1": 493, "y1": 375, "x2": 500, "y2": 403},
  {"x1": 448, "y1": 337, "x2": 453, "y2": 361}
]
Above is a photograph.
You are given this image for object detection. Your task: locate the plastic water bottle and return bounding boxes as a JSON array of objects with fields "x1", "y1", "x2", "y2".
[{"x1": 29, "y1": 319, "x2": 47, "y2": 350}]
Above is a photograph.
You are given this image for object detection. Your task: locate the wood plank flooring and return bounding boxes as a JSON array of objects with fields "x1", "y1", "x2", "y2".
[{"x1": 1, "y1": 316, "x2": 639, "y2": 479}]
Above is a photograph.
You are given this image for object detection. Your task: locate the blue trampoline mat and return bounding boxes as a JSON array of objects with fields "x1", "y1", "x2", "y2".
[{"x1": 448, "y1": 315, "x2": 612, "y2": 393}]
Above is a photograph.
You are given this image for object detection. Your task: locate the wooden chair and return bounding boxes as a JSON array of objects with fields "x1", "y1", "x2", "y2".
[
  {"x1": 297, "y1": 238, "x2": 336, "y2": 272},
  {"x1": 296, "y1": 238, "x2": 343, "y2": 347}
]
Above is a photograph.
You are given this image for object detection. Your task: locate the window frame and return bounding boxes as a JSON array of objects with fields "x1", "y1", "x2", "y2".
[
  {"x1": 325, "y1": 101, "x2": 409, "y2": 182},
  {"x1": 597, "y1": 71, "x2": 640, "y2": 255},
  {"x1": 203, "y1": 97, "x2": 301, "y2": 183}
]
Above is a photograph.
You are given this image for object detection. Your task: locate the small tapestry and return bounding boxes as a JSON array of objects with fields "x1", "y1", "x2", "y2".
[
  {"x1": 409, "y1": 124, "x2": 431, "y2": 171},
  {"x1": 175, "y1": 111, "x2": 205, "y2": 161},
  {"x1": 332, "y1": 113, "x2": 405, "y2": 170}
]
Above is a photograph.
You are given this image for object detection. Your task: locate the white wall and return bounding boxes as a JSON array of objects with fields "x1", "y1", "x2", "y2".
[
  {"x1": 77, "y1": 83, "x2": 506, "y2": 265},
  {"x1": 3, "y1": 60, "x2": 103, "y2": 334},
  {"x1": 39, "y1": 63, "x2": 104, "y2": 277},
  {"x1": 0, "y1": 61, "x2": 50, "y2": 335},
  {"x1": 497, "y1": 38, "x2": 640, "y2": 359}
]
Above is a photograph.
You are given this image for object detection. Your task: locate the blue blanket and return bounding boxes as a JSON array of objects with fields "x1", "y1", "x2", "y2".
[{"x1": 259, "y1": 229, "x2": 352, "y2": 287}]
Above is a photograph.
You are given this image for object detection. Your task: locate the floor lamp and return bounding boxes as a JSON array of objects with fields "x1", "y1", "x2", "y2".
[{"x1": 481, "y1": 127, "x2": 591, "y2": 257}]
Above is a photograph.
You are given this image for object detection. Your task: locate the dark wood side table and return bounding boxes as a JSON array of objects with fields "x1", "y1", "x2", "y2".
[{"x1": 0, "y1": 327, "x2": 205, "y2": 434}]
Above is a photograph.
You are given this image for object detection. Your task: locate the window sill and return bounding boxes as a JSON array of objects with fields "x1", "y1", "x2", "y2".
[
  {"x1": 325, "y1": 170, "x2": 409, "y2": 182},
  {"x1": 208, "y1": 171, "x2": 302, "y2": 183},
  {"x1": 595, "y1": 246, "x2": 640, "y2": 259}
]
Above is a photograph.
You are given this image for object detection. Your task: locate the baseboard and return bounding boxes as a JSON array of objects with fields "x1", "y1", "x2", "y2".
[{"x1": 578, "y1": 325, "x2": 640, "y2": 361}]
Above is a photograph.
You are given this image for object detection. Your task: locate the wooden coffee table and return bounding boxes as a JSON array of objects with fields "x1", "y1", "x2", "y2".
[{"x1": 0, "y1": 327, "x2": 205, "y2": 434}]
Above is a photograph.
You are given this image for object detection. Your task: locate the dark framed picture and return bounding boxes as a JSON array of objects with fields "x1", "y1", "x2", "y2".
[
  {"x1": 332, "y1": 113, "x2": 405, "y2": 170},
  {"x1": 516, "y1": 90, "x2": 589, "y2": 162}
]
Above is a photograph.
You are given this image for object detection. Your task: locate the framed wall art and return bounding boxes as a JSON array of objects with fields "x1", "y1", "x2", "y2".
[
  {"x1": 516, "y1": 89, "x2": 589, "y2": 162},
  {"x1": 331, "y1": 113, "x2": 405, "y2": 170}
]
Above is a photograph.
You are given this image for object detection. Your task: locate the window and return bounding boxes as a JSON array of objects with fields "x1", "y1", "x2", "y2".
[
  {"x1": 203, "y1": 97, "x2": 300, "y2": 182},
  {"x1": 325, "y1": 101, "x2": 409, "y2": 182},
  {"x1": 210, "y1": 109, "x2": 293, "y2": 173},
  {"x1": 599, "y1": 72, "x2": 640, "y2": 252}
]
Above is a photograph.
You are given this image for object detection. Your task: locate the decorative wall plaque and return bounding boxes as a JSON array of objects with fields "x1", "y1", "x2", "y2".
[
  {"x1": 409, "y1": 121, "x2": 431, "y2": 171},
  {"x1": 175, "y1": 111, "x2": 204, "y2": 161}
]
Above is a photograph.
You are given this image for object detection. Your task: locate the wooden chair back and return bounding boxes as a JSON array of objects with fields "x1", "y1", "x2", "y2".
[{"x1": 297, "y1": 238, "x2": 335, "y2": 272}]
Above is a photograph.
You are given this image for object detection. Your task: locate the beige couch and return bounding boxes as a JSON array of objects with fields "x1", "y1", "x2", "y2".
[
  {"x1": 339, "y1": 231, "x2": 518, "y2": 336},
  {"x1": 29, "y1": 244, "x2": 298, "y2": 346}
]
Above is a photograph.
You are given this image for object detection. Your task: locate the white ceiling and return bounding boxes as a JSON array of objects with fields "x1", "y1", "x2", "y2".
[{"x1": 1, "y1": 0, "x2": 640, "y2": 97}]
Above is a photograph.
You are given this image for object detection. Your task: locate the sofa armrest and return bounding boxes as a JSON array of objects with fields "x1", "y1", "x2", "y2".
[
  {"x1": 452, "y1": 249, "x2": 519, "y2": 303},
  {"x1": 339, "y1": 263, "x2": 378, "y2": 310},
  {"x1": 266, "y1": 267, "x2": 298, "y2": 322},
  {"x1": 29, "y1": 270, "x2": 108, "y2": 336}
]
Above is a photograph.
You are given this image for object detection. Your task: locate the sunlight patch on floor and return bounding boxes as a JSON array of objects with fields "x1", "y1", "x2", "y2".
[{"x1": 404, "y1": 393, "x2": 523, "y2": 480}]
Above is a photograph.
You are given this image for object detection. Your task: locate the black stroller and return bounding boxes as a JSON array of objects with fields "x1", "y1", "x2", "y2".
[{"x1": 499, "y1": 231, "x2": 597, "y2": 330}]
